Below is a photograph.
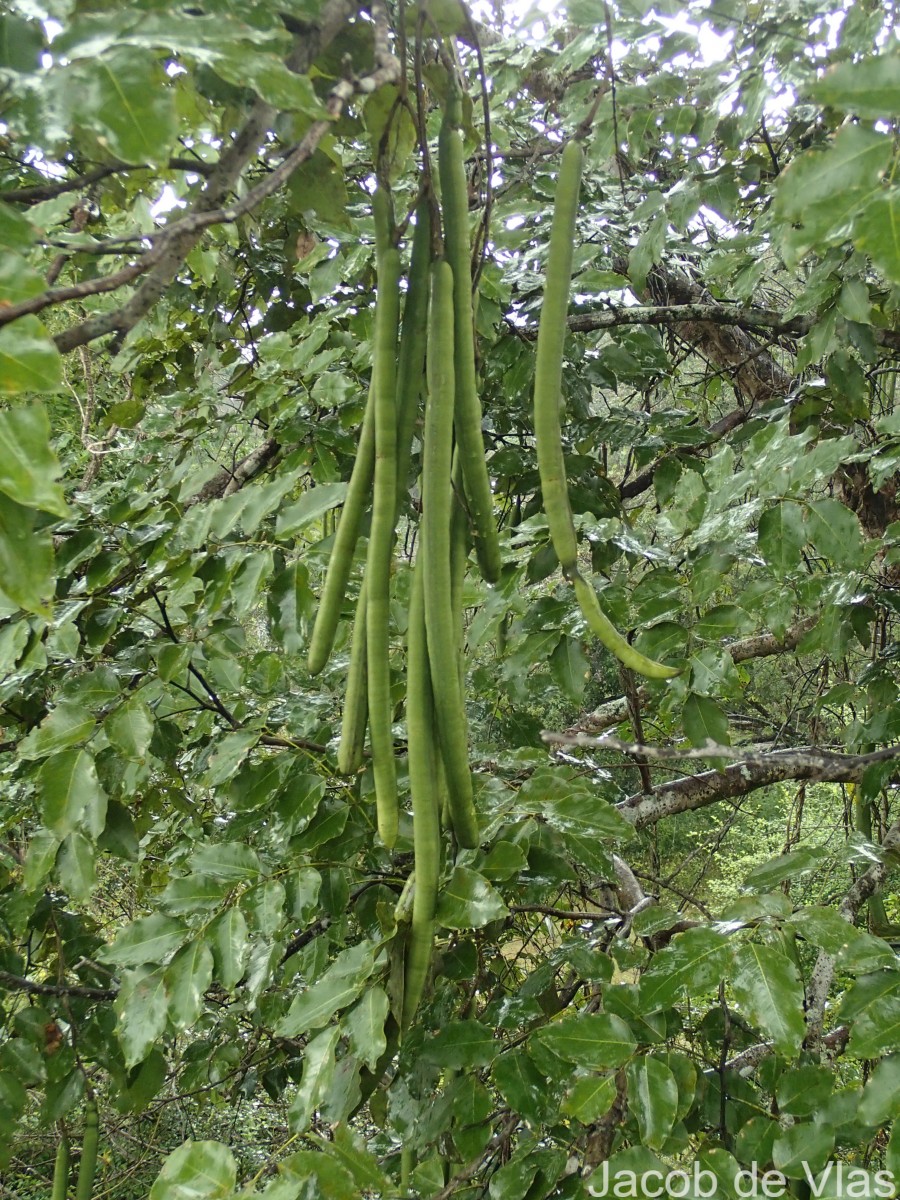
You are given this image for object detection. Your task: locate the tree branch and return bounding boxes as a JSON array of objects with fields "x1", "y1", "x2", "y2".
[
  {"x1": 0, "y1": 970, "x2": 118, "y2": 1001},
  {"x1": 537, "y1": 739, "x2": 900, "y2": 830},
  {"x1": 0, "y1": 156, "x2": 214, "y2": 205},
  {"x1": 185, "y1": 437, "x2": 281, "y2": 508}
]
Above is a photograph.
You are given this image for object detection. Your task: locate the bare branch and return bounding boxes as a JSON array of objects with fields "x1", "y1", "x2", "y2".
[
  {"x1": 0, "y1": 259, "x2": 150, "y2": 327},
  {"x1": 0, "y1": 970, "x2": 118, "y2": 1001},
  {"x1": 0, "y1": 156, "x2": 214, "y2": 205},
  {"x1": 557, "y1": 742, "x2": 900, "y2": 831}
]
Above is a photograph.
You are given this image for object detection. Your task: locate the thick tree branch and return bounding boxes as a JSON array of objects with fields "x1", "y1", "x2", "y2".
[{"x1": 538, "y1": 738, "x2": 900, "y2": 830}]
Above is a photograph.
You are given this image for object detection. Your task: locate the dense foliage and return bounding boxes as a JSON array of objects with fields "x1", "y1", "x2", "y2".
[{"x1": 1, "y1": 0, "x2": 900, "y2": 1196}]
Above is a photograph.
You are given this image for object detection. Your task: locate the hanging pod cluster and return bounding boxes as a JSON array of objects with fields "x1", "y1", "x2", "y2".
[
  {"x1": 533, "y1": 139, "x2": 679, "y2": 680},
  {"x1": 306, "y1": 96, "x2": 502, "y2": 1023}
]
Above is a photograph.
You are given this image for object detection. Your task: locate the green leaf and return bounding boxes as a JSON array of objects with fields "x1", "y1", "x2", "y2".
[
  {"x1": 730, "y1": 943, "x2": 805, "y2": 1057},
  {"x1": 758, "y1": 500, "x2": 806, "y2": 575},
  {"x1": 561, "y1": 1073, "x2": 618, "y2": 1123},
  {"x1": 628, "y1": 212, "x2": 666, "y2": 291},
  {"x1": 189, "y1": 842, "x2": 261, "y2": 883},
  {"x1": 200, "y1": 730, "x2": 260, "y2": 787},
  {"x1": 38, "y1": 749, "x2": 107, "y2": 838},
  {"x1": 115, "y1": 967, "x2": 168, "y2": 1069},
  {"x1": 772, "y1": 1122, "x2": 835, "y2": 1179},
  {"x1": 165, "y1": 940, "x2": 214, "y2": 1031},
  {"x1": 625, "y1": 1056, "x2": 679, "y2": 1151},
  {"x1": 149, "y1": 1141, "x2": 237, "y2": 1200},
  {"x1": 208, "y1": 908, "x2": 249, "y2": 993},
  {"x1": 56, "y1": 830, "x2": 95, "y2": 899},
  {"x1": 535, "y1": 1013, "x2": 636, "y2": 1069},
  {"x1": 422, "y1": 1020, "x2": 497, "y2": 1068},
  {"x1": 491, "y1": 1050, "x2": 553, "y2": 1126},
  {"x1": 743, "y1": 846, "x2": 827, "y2": 892},
  {"x1": 160, "y1": 875, "x2": 229, "y2": 916},
  {"x1": 805, "y1": 499, "x2": 863, "y2": 566},
  {"x1": 811, "y1": 55, "x2": 900, "y2": 119},
  {"x1": 342, "y1": 985, "x2": 389, "y2": 1071},
  {"x1": 0, "y1": 316, "x2": 63, "y2": 395},
  {"x1": 287, "y1": 1026, "x2": 339, "y2": 1133},
  {"x1": 363, "y1": 83, "x2": 417, "y2": 180},
  {"x1": 434, "y1": 867, "x2": 509, "y2": 929},
  {"x1": 640, "y1": 927, "x2": 732, "y2": 1011},
  {"x1": 104, "y1": 698, "x2": 155, "y2": 761},
  {"x1": 212, "y1": 49, "x2": 326, "y2": 114},
  {"x1": 538, "y1": 788, "x2": 634, "y2": 841},
  {"x1": 276, "y1": 941, "x2": 377, "y2": 1036},
  {"x1": 776, "y1": 125, "x2": 892, "y2": 223},
  {"x1": 101, "y1": 914, "x2": 187, "y2": 968},
  {"x1": 156, "y1": 643, "x2": 192, "y2": 682},
  {"x1": 23, "y1": 827, "x2": 61, "y2": 890},
  {"x1": 847, "y1": 985, "x2": 900, "y2": 1058},
  {"x1": 276, "y1": 483, "x2": 350, "y2": 538},
  {"x1": 695, "y1": 604, "x2": 754, "y2": 641},
  {"x1": 858, "y1": 1055, "x2": 900, "y2": 1126},
  {"x1": 777, "y1": 125, "x2": 897, "y2": 264},
  {"x1": 73, "y1": 49, "x2": 177, "y2": 163},
  {"x1": 0, "y1": 493, "x2": 54, "y2": 615},
  {"x1": 279, "y1": 1150, "x2": 357, "y2": 1200},
  {"x1": 854, "y1": 192, "x2": 900, "y2": 285},
  {"x1": 549, "y1": 635, "x2": 589, "y2": 701},
  {"x1": 775, "y1": 1064, "x2": 834, "y2": 1117},
  {"x1": 0, "y1": 404, "x2": 67, "y2": 515},
  {"x1": 19, "y1": 702, "x2": 96, "y2": 760},
  {"x1": 267, "y1": 559, "x2": 310, "y2": 654},
  {"x1": 682, "y1": 692, "x2": 730, "y2": 750},
  {"x1": 106, "y1": 399, "x2": 145, "y2": 428},
  {"x1": 310, "y1": 1127, "x2": 392, "y2": 1197}
]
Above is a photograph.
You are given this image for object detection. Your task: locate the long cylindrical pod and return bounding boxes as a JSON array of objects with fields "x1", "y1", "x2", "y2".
[
  {"x1": 365, "y1": 241, "x2": 403, "y2": 848},
  {"x1": 438, "y1": 97, "x2": 502, "y2": 585},
  {"x1": 336, "y1": 581, "x2": 368, "y2": 775},
  {"x1": 52, "y1": 1129, "x2": 70, "y2": 1200},
  {"x1": 394, "y1": 200, "x2": 432, "y2": 517},
  {"x1": 307, "y1": 190, "x2": 394, "y2": 678},
  {"x1": 306, "y1": 397, "x2": 375, "y2": 677},
  {"x1": 422, "y1": 261, "x2": 480, "y2": 849},
  {"x1": 533, "y1": 139, "x2": 678, "y2": 681},
  {"x1": 402, "y1": 557, "x2": 441, "y2": 1028},
  {"x1": 450, "y1": 451, "x2": 468, "y2": 673},
  {"x1": 75, "y1": 1100, "x2": 98, "y2": 1200}
]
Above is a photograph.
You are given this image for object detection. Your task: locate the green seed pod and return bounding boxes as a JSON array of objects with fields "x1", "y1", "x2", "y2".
[
  {"x1": 534, "y1": 139, "x2": 677, "y2": 681},
  {"x1": 422, "y1": 261, "x2": 480, "y2": 849}
]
